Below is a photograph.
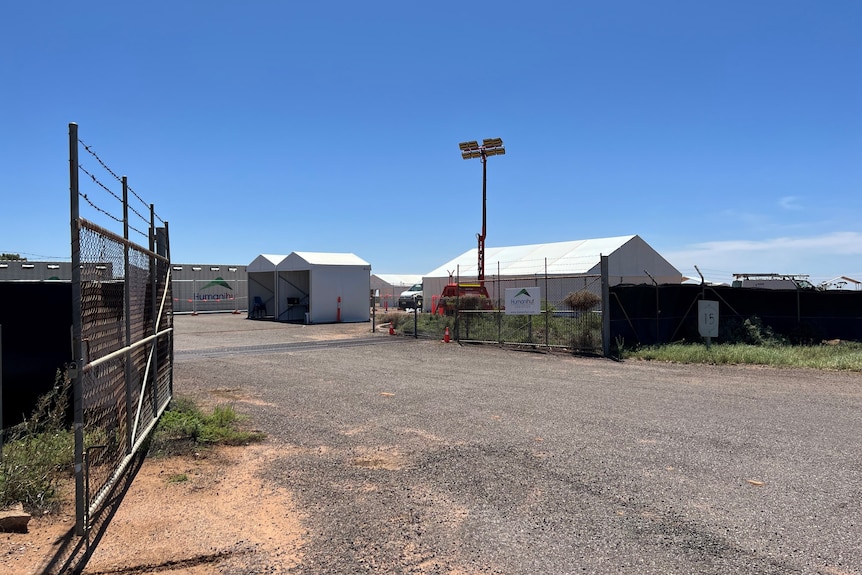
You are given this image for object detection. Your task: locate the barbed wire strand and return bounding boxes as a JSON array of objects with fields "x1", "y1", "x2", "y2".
[
  {"x1": 77, "y1": 168, "x2": 148, "y2": 239},
  {"x1": 78, "y1": 164, "x2": 151, "y2": 228},
  {"x1": 78, "y1": 138, "x2": 166, "y2": 225}
]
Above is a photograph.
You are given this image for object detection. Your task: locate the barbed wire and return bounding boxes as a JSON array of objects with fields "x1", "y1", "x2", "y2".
[
  {"x1": 78, "y1": 164, "x2": 151, "y2": 237},
  {"x1": 78, "y1": 138, "x2": 166, "y2": 225},
  {"x1": 78, "y1": 190, "x2": 148, "y2": 239}
]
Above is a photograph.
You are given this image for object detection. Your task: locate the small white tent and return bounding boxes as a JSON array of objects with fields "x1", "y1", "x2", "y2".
[{"x1": 247, "y1": 252, "x2": 371, "y2": 323}]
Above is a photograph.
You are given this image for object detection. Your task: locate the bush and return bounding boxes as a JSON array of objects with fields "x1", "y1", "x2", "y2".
[
  {"x1": 721, "y1": 316, "x2": 787, "y2": 346},
  {"x1": 0, "y1": 371, "x2": 74, "y2": 513},
  {"x1": 564, "y1": 290, "x2": 601, "y2": 311}
]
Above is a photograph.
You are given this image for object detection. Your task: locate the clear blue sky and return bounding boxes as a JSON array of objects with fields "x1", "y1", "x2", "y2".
[{"x1": 2, "y1": 1, "x2": 860, "y2": 285}]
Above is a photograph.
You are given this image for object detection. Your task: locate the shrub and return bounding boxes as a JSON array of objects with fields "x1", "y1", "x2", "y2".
[
  {"x1": 564, "y1": 290, "x2": 601, "y2": 311},
  {"x1": 0, "y1": 371, "x2": 74, "y2": 513}
]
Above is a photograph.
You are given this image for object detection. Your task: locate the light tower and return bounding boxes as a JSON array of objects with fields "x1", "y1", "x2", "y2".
[{"x1": 457, "y1": 138, "x2": 505, "y2": 286}]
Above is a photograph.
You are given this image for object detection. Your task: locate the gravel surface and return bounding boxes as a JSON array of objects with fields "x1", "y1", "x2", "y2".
[{"x1": 172, "y1": 314, "x2": 862, "y2": 574}]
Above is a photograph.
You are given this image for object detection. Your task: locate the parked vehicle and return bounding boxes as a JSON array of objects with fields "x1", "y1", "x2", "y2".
[{"x1": 397, "y1": 283, "x2": 423, "y2": 310}]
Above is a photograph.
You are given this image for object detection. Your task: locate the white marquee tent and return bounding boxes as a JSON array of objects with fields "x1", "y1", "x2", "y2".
[
  {"x1": 422, "y1": 235, "x2": 682, "y2": 310},
  {"x1": 247, "y1": 252, "x2": 371, "y2": 323}
]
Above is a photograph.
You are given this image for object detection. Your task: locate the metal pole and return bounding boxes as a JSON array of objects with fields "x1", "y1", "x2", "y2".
[
  {"x1": 497, "y1": 260, "x2": 501, "y2": 343},
  {"x1": 150, "y1": 204, "x2": 159, "y2": 418},
  {"x1": 123, "y1": 177, "x2": 133, "y2": 454},
  {"x1": 69, "y1": 122, "x2": 86, "y2": 536},
  {"x1": 478, "y1": 151, "x2": 487, "y2": 286},
  {"x1": 544, "y1": 258, "x2": 549, "y2": 348},
  {"x1": 601, "y1": 255, "x2": 611, "y2": 357},
  {"x1": 161, "y1": 221, "x2": 173, "y2": 398}
]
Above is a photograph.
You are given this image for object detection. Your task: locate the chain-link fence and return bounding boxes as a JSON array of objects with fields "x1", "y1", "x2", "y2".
[
  {"x1": 69, "y1": 123, "x2": 173, "y2": 544},
  {"x1": 450, "y1": 274, "x2": 604, "y2": 352},
  {"x1": 406, "y1": 260, "x2": 610, "y2": 354}
]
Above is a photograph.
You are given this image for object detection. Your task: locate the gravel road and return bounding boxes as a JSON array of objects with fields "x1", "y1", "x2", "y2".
[{"x1": 173, "y1": 314, "x2": 862, "y2": 575}]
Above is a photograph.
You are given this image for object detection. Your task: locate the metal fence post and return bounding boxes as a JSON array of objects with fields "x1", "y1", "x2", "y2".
[
  {"x1": 601, "y1": 255, "x2": 610, "y2": 357},
  {"x1": 544, "y1": 258, "x2": 549, "y2": 348},
  {"x1": 123, "y1": 176, "x2": 134, "y2": 455},
  {"x1": 69, "y1": 122, "x2": 87, "y2": 536},
  {"x1": 150, "y1": 204, "x2": 159, "y2": 418}
]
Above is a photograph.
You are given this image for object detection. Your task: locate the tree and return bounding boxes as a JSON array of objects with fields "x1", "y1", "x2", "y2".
[{"x1": 0, "y1": 253, "x2": 25, "y2": 261}]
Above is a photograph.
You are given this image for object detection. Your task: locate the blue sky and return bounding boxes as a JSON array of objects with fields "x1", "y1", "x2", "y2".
[{"x1": 2, "y1": 1, "x2": 860, "y2": 285}]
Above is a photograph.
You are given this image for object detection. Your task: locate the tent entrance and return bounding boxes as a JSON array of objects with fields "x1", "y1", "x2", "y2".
[{"x1": 277, "y1": 270, "x2": 310, "y2": 323}]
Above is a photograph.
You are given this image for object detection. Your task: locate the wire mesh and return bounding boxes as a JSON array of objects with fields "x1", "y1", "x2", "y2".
[
  {"x1": 415, "y1": 271, "x2": 605, "y2": 352},
  {"x1": 77, "y1": 221, "x2": 173, "y2": 521}
]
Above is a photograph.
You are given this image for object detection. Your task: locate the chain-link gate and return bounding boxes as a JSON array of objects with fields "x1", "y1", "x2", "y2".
[{"x1": 69, "y1": 123, "x2": 173, "y2": 539}]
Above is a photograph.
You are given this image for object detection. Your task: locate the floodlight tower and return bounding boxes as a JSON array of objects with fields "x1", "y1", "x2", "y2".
[{"x1": 458, "y1": 138, "x2": 505, "y2": 286}]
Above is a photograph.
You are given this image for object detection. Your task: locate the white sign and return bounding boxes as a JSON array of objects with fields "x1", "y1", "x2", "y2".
[
  {"x1": 698, "y1": 300, "x2": 719, "y2": 338},
  {"x1": 505, "y1": 287, "x2": 541, "y2": 315}
]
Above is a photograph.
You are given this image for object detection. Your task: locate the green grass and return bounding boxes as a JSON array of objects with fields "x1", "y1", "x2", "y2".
[
  {"x1": 149, "y1": 397, "x2": 266, "y2": 456},
  {"x1": 626, "y1": 341, "x2": 862, "y2": 371},
  {"x1": 1, "y1": 385, "x2": 265, "y2": 513}
]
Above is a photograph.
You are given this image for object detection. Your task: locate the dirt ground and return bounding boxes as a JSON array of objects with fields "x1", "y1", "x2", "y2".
[
  {"x1": 2, "y1": 314, "x2": 385, "y2": 575},
  {"x1": 2, "y1": 442, "x2": 305, "y2": 575}
]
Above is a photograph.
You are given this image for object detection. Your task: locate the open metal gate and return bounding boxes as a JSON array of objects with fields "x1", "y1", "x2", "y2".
[{"x1": 69, "y1": 123, "x2": 174, "y2": 538}]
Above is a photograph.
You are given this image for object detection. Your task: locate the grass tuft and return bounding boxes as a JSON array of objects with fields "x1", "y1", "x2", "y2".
[{"x1": 149, "y1": 398, "x2": 266, "y2": 456}]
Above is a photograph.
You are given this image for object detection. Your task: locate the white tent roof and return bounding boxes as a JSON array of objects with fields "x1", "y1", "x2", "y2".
[
  {"x1": 425, "y1": 235, "x2": 640, "y2": 277},
  {"x1": 289, "y1": 251, "x2": 370, "y2": 267},
  {"x1": 372, "y1": 274, "x2": 423, "y2": 286},
  {"x1": 248, "y1": 252, "x2": 369, "y2": 272},
  {"x1": 247, "y1": 253, "x2": 289, "y2": 273}
]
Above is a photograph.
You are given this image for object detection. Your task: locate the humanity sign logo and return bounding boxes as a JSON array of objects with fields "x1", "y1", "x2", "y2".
[
  {"x1": 195, "y1": 277, "x2": 234, "y2": 301},
  {"x1": 505, "y1": 286, "x2": 541, "y2": 315}
]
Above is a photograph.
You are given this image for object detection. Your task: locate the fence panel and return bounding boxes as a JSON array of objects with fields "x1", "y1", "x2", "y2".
[
  {"x1": 69, "y1": 123, "x2": 174, "y2": 545},
  {"x1": 420, "y1": 271, "x2": 605, "y2": 353}
]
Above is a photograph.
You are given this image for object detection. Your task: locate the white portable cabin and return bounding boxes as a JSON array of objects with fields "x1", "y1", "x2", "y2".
[
  {"x1": 422, "y1": 235, "x2": 682, "y2": 311},
  {"x1": 247, "y1": 252, "x2": 371, "y2": 323}
]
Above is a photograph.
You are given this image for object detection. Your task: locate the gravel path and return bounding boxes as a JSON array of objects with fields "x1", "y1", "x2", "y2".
[{"x1": 173, "y1": 314, "x2": 862, "y2": 574}]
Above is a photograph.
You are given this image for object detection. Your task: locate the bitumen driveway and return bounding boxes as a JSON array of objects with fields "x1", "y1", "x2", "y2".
[{"x1": 173, "y1": 314, "x2": 862, "y2": 574}]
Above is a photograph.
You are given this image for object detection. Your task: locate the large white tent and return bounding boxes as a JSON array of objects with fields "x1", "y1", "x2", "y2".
[
  {"x1": 422, "y1": 235, "x2": 682, "y2": 310},
  {"x1": 247, "y1": 252, "x2": 371, "y2": 323}
]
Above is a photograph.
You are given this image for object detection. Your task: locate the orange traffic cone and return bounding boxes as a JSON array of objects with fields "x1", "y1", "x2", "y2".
[
  {"x1": 443, "y1": 326, "x2": 450, "y2": 343},
  {"x1": 389, "y1": 322, "x2": 395, "y2": 335}
]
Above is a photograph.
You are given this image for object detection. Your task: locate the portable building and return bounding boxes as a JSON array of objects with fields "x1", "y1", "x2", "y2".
[
  {"x1": 170, "y1": 263, "x2": 248, "y2": 313},
  {"x1": 422, "y1": 234, "x2": 682, "y2": 311},
  {"x1": 247, "y1": 252, "x2": 371, "y2": 323}
]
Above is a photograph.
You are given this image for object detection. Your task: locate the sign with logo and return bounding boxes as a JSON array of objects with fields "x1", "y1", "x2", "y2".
[
  {"x1": 698, "y1": 300, "x2": 719, "y2": 338},
  {"x1": 196, "y1": 276, "x2": 235, "y2": 301},
  {"x1": 505, "y1": 287, "x2": 541, "y2": 315}
]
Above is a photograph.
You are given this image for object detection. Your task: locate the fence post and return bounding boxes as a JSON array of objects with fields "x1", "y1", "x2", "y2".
[
  {"x1": 497, "y1": 261, "x2": 502, "y2": 344},
  {"x1": 544, "y1": 258, "x2": 549, "y2": 348},
  {"x1": 158, "y1": 223, "x2": 174, "y2": 397},
  {"x1": 601, "y1": 255, "x2": 610, "y2": 357},
  {"x1": 150, "y1": 204, "x2": 159, "y2": 418},
  {"x1": 69, "y1": 122, "x2": 87, "y2": 536},
  {"x1": 123, "y1": 177, "x2": 134, "y2": 455}
]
